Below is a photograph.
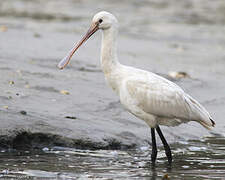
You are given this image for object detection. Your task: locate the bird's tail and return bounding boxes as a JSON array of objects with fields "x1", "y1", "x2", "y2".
[{"x1": 199, "y1": 118, "x2": 215, "y2": 130}]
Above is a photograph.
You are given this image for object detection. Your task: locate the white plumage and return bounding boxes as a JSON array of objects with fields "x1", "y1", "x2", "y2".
[
  {"x1": 58, "y1": 11, "x2": 215, "y2": 164},
  {"x1": 112, "y1": 65, "x2": 213, "y2": 129}
]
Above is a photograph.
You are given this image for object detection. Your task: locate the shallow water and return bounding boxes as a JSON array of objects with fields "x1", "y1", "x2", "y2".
[{"x1": 0, "y1": 134, "x2": 225, "y2": 179}]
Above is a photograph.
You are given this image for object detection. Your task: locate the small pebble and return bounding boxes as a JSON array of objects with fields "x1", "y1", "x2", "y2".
[
  {"x1": 65, "y1": 116, "x2": 77, "y2": 119},
  {"x1": 9, "y1": 81, "x2": 14, "y2": 85},
  {"x1": 60, "y1": 90, "x2": 70, "y2": 95},
  {"x1": 20, "y1": 110, "x2": 27, "y2": 115},
  {"x1": 168, "y1": 71, "x2": 190, "y2": 79},
  {"x1": 34, "y1": 33, "x2": 41, "y2": 38}
]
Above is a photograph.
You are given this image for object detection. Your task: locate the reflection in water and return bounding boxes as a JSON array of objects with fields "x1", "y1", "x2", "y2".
[{"x1": 0, "y1": 134, "x2": 224, "y2": 179}]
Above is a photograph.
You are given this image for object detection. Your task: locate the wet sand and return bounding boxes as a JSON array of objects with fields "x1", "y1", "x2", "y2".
[
  {"x1": 0, "y1": 0, "x2": 225, "y2": 149},
  {"x1": 0, "y1": 0, "x2": 225, "y2": 179}
]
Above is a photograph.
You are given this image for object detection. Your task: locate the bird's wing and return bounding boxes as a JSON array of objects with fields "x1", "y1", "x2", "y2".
[{"x1": 124, "y1": 75, "x2": 212, "y2": 125}]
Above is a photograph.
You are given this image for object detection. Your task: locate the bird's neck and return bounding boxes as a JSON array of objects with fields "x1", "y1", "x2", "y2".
[{"x1": 101, "y1": 26, "x2": 121, "y2": 75}]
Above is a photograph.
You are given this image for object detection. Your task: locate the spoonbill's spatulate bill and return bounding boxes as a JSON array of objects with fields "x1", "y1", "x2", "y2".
[{"x1": 58, "y1": 11, "x2": 215, "y2": 164}]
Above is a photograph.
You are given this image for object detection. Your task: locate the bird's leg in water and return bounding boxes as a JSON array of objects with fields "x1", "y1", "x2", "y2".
[
  {"x1": 151, "y1": 128, "x2": 157, "y2": 164},
  {"x1": 156, "y1": 126, "x2": 172, "y2": 164}
]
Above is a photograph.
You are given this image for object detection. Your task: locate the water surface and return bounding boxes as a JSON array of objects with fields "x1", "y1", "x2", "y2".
[{"x1": 1, "y1": 134, "x2": 225, "y2": 179}]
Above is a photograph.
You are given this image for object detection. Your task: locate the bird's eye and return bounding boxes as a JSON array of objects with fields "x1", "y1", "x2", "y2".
[{"x1": 99, "y1": 19, "x2": 103, "y2": 24}]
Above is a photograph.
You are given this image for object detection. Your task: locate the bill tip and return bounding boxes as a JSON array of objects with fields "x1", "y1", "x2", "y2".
[{"x1": 57, "y1": 64, "x2": 64, "y2": 70}]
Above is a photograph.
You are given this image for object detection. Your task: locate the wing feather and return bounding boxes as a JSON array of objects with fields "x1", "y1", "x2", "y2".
[{"x1": 125, "y1": 74, "x2": 211, "y2": 123}]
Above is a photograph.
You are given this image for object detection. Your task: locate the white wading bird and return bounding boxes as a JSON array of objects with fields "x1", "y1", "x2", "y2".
[{"x1": 58, "y1": 11, "x2": 215, "y2": 164}]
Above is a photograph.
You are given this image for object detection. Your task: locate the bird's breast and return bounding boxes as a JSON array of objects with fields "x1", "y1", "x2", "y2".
[{"x1": 104, "y1": 74, "x2": 120, "y2": 95}]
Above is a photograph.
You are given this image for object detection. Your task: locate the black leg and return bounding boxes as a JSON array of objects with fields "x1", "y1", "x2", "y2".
[
  {"x1": 151, "y1": 128, "x2": 157, "y2": 164},
  {"x1": 156, "y1": 125, "x2": 172, "y2": 164}
]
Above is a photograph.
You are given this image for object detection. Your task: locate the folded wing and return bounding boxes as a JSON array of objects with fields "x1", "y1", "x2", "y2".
[{"x1": 124, "y1": 74, "x2": 214, "y2": 129}]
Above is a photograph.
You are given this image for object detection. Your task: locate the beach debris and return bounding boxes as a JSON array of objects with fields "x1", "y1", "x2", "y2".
[
  {"x1": 65, "y1": 116, "x2": 77, "y2": 119},
  {"x1": 34, "y1": 33, "x2": 41, "y2": 38},
  {"x1": 60, "y1": 90, "x2": 70, "y2": 95},
  {"x1": 25, "y1": 84, "x2": 30, "y2": 88},
  {"x1": 20, "y1": 110, "x2": 27, "y2": 115},
  {"x1": 162, "y1": 174, "x2": 170, "y2": 179},
  {"x1": 9, "y1": 81, "x2": 14, "y2": 85},
  {"x1": 0, "y1": 25, "x2": 8, "y2": 32},
  {"x1": 171, "y1": 43, "x2": 186, "y2": 52},
  {"x1": 3, "y1": 106, "x2": 8, "y2": 109},
  {"x1": 168, "y1": 71, "x2": 190, "y2": 79}
]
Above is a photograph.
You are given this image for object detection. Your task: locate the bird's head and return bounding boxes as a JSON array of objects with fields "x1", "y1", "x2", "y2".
[
  {"x1": 58, "y1": 11, "x2": 117, "y2": 69},
  {"x1": 92, "y1": 11, "x2": 118, "y2": 30}
]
